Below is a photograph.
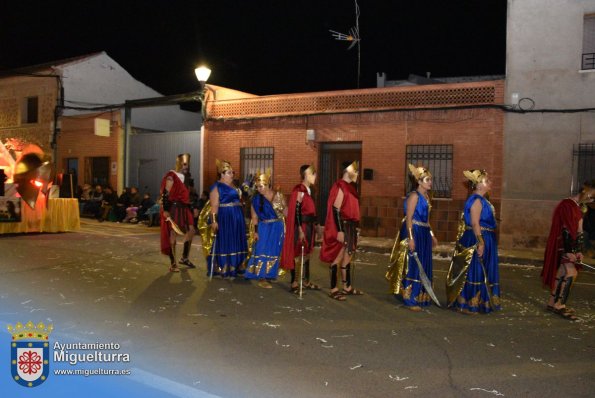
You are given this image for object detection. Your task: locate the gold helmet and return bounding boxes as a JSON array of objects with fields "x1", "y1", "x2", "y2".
[
  {"x1": 344, "y1": 160, "x2": 359, "y2": 183},
  {"x1": 408, "y1": 163, "x2": 432, "y2": 181},
  {"x1": 175, "y1": 153, "x2": 191, "y2": 172},
  {"x1": 216, "y1": 159, "x2": 232, "y2": 174},
  {"x1": 254, "y1": 168, "x2": 272, "y2": 187},
  {"x1": 463, "y1": 169, "x2": 488, "y2": 185}
]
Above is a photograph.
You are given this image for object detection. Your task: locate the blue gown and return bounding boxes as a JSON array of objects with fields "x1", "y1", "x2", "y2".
[
  {"x1": 244, "y1": 193, "x2": 285, "y2": 280},
  {"x1": 400, "y1": 192, "x2": 433, "y2": 307},
  {"x1": 208, "y1": 182, "x2": 247, "y2": 277},
  {"x1": 452, "y1": 194, "x2": 500, "y2": 313}
]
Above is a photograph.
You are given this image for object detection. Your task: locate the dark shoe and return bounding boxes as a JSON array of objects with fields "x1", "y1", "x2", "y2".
[{"x1": 179, "y1": 258, "x2": 196, "y2": 268}]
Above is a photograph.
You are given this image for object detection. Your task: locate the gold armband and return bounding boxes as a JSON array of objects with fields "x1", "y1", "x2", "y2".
[
  {"x1": 212, "y1": 213, "x2": 218, "y2": 223},
  {"x1": 408, "y1": 228, "x2": 414, "y2": 240},
  {"x1": 476, "y1": 234, "x2": 484, "y2": 246},
  {"x1": 430, "y1": 230, "x2": 435, "y2": 237}
]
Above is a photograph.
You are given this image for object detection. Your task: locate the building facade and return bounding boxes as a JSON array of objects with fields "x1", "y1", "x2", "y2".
[
  {"x1": 500, "y1": 0, "x2": 595, "y2": 248},
  {"x1": 0, "y1": 52, "x2": 201, "y2": 194},
  {"x1": 203, "y1": 81, "x2": 504, "y2": 242}
]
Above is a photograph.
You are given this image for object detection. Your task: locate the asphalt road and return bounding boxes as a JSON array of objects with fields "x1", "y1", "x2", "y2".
[{"x1": 0, "y1": 220, "x2": 593, "y2": 397}]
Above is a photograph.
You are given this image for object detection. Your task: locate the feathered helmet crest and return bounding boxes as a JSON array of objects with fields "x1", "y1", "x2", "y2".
[
  {"x1": 254, "y1": 168, "x2": 272, "y2": 187},
  {"x1": 216, "y1": 159, "x2": 232, "y2": 174},
  {"x1": 408, "y1": 163, "x2": 432, "y2": 181},
  {"x1": 463, "y1": 169, "x2": 488, "y2": 185}
]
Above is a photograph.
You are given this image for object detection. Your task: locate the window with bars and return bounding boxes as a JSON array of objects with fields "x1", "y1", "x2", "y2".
[
  {"x1": 405, "y1": 145, "x2": 453, "y2": 198},
  {"x1": 572, "y1": 143, "x2": 595, "y2": 194},
  {"x1": 582, "y1": 14, "x2": 595, "y2": 70},
  {"x1": 240, "y1": 147, "x2": 274, "y2": 186}
]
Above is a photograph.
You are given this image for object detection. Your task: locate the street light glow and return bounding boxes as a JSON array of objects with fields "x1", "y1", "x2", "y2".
[{"x1": 194, "y1": 66, "x2": 211, "y2": 83}]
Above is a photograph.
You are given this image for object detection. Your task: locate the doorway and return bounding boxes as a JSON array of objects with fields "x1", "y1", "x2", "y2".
[
  {"x1": 318, "y1": 142, "x2": 362, "y2": 224},
  {"x1": 85, "y1": 156, "x2": 110, "y2": 187}
]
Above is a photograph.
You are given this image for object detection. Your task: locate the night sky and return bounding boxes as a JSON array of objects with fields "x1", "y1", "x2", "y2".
[{"x1": 0, "y1": 0, "x2": 507, "y2": 97}]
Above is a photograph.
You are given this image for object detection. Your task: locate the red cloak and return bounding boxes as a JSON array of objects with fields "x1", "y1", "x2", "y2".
[
  {"x1": 541, "y1": 198, "x2": 583, "y2": 289},
  {"x1": 320, "y1": 179, "x2": 360, "y2": 263},
  {"x1": 160, "y1": 171, "x2": 192, "y2": 255},
  {"x1": 280, "y1": 184, "x2": 316, "y2": 270}
]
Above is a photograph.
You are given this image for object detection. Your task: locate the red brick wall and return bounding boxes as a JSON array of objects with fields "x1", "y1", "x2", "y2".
[
  {"x1": 56, "y1": 112, "x2": 121, "y2": 189},
  {"x1": 204, "y1": 82, "x2": 504, "y2": 242}
]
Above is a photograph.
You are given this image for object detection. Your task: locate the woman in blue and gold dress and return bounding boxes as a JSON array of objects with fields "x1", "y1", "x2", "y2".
[
  {"x1": 446, "y1": 169, "x2": 500, "y2": 314},
  {"x1": 386, "y1": 164, "x2": 438, "y2": 311},
  {"x1": 207, "y1": 159, "x2": 248, "y2": 278},
  {"x1": 244, "y1": 169, "x2": 287, "y2": 288}
]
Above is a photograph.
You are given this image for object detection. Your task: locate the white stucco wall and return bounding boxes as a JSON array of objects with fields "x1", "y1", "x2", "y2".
[
  {"x1": 58, "y1": 52, "x2": 200, "y2": 131},
  {"x1": 501, "y1": 0, "x2": 595, "y2": 247}
]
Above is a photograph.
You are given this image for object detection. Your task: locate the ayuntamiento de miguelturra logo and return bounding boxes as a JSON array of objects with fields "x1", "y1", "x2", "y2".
[{"x1": 8, "y1": 321, "x2": 52, "y2": 387}]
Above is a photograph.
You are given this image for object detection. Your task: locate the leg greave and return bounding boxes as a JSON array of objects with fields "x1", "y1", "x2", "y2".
[
  {"x1": 330, "y1": 264, "x2": 338, "y2": 289},
  {"x1": 561, "y1": 276, "x2": 575, "y2": 305}
]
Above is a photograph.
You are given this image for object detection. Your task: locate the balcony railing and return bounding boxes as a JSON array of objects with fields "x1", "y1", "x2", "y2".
[{"x1": 582, "y1": 53, "x2": 595, "y2": 70}]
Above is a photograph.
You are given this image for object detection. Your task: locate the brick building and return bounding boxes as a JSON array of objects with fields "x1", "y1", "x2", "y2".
[
  {"x1": 202, "y1": 80, "x2": 504, "y2": 242},
  {"x1": 0, "y1": 52, "x2": 200, "y2": 193}
]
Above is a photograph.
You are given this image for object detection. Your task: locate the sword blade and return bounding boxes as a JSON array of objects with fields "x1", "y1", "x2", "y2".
[
  {"x1": 412, "y1": 252, "x2": 442, "y2": 307},
  {"x1": 577, "y1": 261, "x2": 595, "y2": 271},
  {"x1": 166, "y1": 217, "x2": 185, "y2": 236},
  {"x1": 209, "y1": 233, "x2": 217, "y2": 281},
  {"x1": 299, "y1": 245, "x2": 305, "y2": 300}
]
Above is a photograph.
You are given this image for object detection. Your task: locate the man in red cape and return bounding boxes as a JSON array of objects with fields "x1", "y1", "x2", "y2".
[
  {"x1": 160, "y1": 154, "x2": 196, "y2": 272},
  {"x1": 280, "y1": 165, "x2": 320, "y2": 293},
  {"x1": 320, "y1": 160, "x2": 364, "y2": 301},
  {"x1": 542, "y1": 182, "x2": 594, "y2": 320}
]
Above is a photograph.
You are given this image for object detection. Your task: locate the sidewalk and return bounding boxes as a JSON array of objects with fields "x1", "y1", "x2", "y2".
[
  {"x1": 80, "y1": 218, "x2": 594, "y2": 268},
  {"x1": 357, "y1": 236, "x2": 595, "y2": 267}
]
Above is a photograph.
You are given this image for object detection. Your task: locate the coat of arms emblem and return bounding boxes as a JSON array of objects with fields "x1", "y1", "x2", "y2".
[{"x1": 8, "y1": 321, "x2": 53, "y2": 387}]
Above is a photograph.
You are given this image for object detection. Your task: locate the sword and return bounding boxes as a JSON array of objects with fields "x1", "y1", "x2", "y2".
[
  {"x1": 166, "y1": 217, "x2": 184, "y2": 236},
  {"x1": 411, "y1": 251, "x2": 442, "y2": 307},
  {"x1": 209, "y1": 233, "x2": 217, "y2": 281},
  {"x1": 299, "y1": 244, "x2": 305, "y2": 300},
  {"x1": 577, "y1": 261, "x2": 595, "y2": 271}
]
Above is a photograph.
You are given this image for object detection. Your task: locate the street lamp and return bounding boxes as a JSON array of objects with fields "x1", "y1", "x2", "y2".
[
  {"x1": 194, "y1": 65, "x2": 211, "y2": 197},
  {"x1": 194, "y1": 66, "x2": 211, "y2": 119},
  {"x1": 194, "y1": 66, "x2": 211, "y2": 90}
]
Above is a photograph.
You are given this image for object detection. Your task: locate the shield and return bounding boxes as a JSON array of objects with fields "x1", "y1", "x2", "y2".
[{"x1": 11, "y1": 341, "x2": 50, "y2": 387}]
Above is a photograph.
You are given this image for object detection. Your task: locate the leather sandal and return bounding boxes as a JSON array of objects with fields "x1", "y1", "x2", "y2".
[
  {"x1": 303, "y1": 282, "x2": 321, "y2": 290},
  {"x1": 341, "y1": 287, "x2": 364, "y2": 296},
  {"x1": 179, "y1": 258, "x2": 196, "y2": 268},
  {"x1": 551, "y1": 307, "x2": 578, "y2": 321},
  {"x1": 329, "y1": 290, "x2": 346, "y2": 301},
  {"x1": 169, "y1": 264, "x2": 180, "y2": 273}
]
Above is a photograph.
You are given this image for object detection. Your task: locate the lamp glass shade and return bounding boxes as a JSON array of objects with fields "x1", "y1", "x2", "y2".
[{"x1": 194, "y1": 66, "x2": 211, "y2": 83}]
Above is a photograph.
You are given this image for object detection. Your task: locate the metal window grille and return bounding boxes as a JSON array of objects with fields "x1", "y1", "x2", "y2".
[
  {"x1": 240, "y1": 147, "x2": 274, "y2": 186},
  {"x1": 582, "y1": 53, "x2": 595, "y2": 70},
  {"x1": 572, "y1": 143, "x2": 595, "y2": 194},
  {"x1": 405, "y1": 145, "x2": 453, "y2": 198}
]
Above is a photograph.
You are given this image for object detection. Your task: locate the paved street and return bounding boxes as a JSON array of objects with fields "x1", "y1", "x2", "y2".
[{"x1": 0, "y1": 220, "x2": 594, "y2": 397}]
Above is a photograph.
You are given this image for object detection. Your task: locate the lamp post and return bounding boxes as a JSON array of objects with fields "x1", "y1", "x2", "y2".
[
  {"x1": 194, "y1": 66, "x2": 211, "y2": 118},
  {"x1": 194, "y1": 66, "x2": 211, "y2": 195}
]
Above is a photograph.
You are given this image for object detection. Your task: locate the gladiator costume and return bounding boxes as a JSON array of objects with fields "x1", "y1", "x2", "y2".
[
  {"x1": 542, "y1": 194, "x2": 587, "y2": 318},
  {"x1": 160, "y1": 153, "x2": 195, "y2": 270},
  {"x1": 320, "y1": 161, "x2": 362, "y2": 299},
  {"x1": 280, "y1": 165, "x2": 318, "y2": 291}
]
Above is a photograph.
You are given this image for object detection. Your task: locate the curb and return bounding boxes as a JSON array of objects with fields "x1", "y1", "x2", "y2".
[{"x1": 357, "y1": 244, "x2": 544, "y2": 267}]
